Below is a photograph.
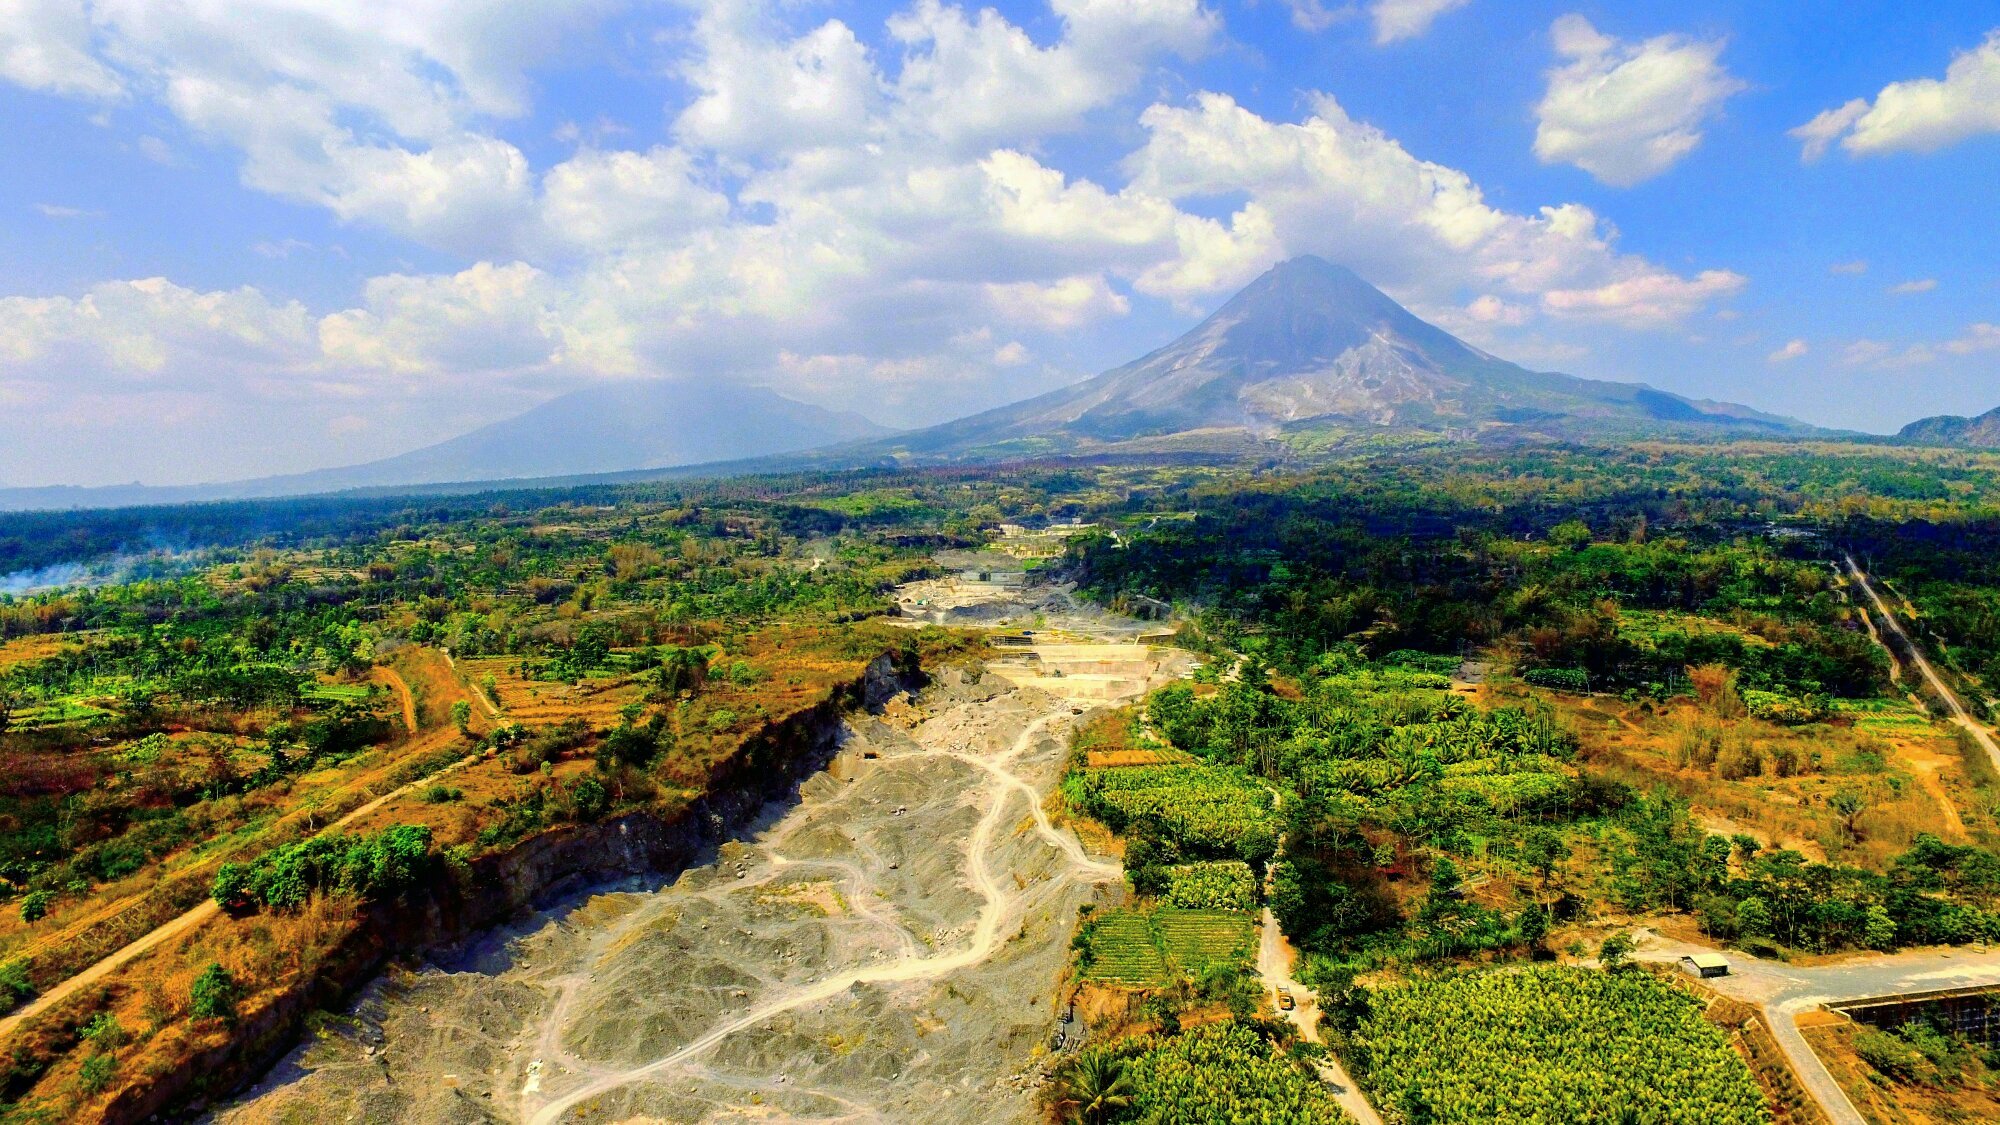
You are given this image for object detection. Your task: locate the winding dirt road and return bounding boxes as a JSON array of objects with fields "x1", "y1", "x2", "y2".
[{"x1": 377, "y1": 666, "x2": 419, "y2": 734}]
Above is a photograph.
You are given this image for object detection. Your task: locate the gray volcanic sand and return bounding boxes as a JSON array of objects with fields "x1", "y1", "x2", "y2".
[{"x1": 213, "y1": 669, "x2": 1118, "y2": 1125}]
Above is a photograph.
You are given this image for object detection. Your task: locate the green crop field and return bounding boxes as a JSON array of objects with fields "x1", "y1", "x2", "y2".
[
  {"x1": 1064, "y1": 763, "x2": 1279, "y2": 856},
  {"x1": 1081, "y1": 910, "x2": 1168, "y2": 984},
  {"x1": 301, "y1": 682, "x2": 373, "y2": 705},
  {"x1": 1156, "y1": 908, "x2": 1255, "y2": 970},
  {"x1": 1354, "y1": 967, "x2": 1771, "y2": 1124},
  {"x1": 1830, "y1": 697, "x2": 1936, "y2": 733},
  {"x1": 1080, "y1": 907, "x2": 1254, "y2": 985}
]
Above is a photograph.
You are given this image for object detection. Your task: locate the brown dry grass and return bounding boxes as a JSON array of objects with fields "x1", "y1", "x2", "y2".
[
  {"x1": 0, "y1": 633, "x2": 85, "y2": 671},
  {"x1": 385, "y1": 646, "x2": 480, "y2": 733},
  {"x1": 1553, "y1": 691, "x2": 1992, "y2": 867},
  {"x1": 457, "y1": 656, "x2": 644, "y2": 729},
  {"x1": 0, "y1": 623, "x2": 936, "y2": 1121},
  {"x1": 0, "y1": 662, "x2": 480, "y2": 999},
  {"x1": 1085, "y1": 748, "x2": 1175, "y2": 768}
]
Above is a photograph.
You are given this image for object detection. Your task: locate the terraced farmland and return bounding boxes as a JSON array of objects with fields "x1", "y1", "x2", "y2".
[
  {"x1": 1831, "y1": 696, "x2": 1936, "y2": 733},
  {"x1": 457, "y1": 656, "x2": 646, "y2": 727}
]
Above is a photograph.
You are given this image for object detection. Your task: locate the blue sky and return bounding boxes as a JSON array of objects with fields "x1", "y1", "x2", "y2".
[{"x1": 1, "y1": 0, "x2": 1997, "y2": 486}]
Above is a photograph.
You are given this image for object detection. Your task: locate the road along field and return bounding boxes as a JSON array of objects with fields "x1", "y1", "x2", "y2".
[{"x1": 215, "y1": 594, "x2": 1183, "y2": 1124}]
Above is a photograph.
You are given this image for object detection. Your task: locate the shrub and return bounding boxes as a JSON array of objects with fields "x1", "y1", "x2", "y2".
[
  {"x1": 18, "y1": 890, "x2": 53, "y2": 924},
  {"x1": 80, "y1": 1013, "x2": 126, "y2": 1051},
  {"x1": 1523, "y1": 667, "x2": 1590, "y2": 692},
  {"x1": 0, "y1": 960, "x2": 33, "y2": 1007},
  {"x1": 213, "y1": 825, "x2": 434, "y2": 912},
  {"x1": 76, "y1": 1052, "x2": 116, "y2": 1095},
  {"x1": 189, "y1": 963, "x2": 239, "y2": 1023},
  {"x1": 1744, "y1": 690, "x2": 1831, "y2": 725},
  {"x1": 1854, "y1": 1028, "x2": 1930, "y2": 1084},
  {"x1": 569, "y1": 775, "x2": 610, "y2": 821},
  {"x1": 507, "y1": 719, "x2": 589, "y2": 773},
  {"x1": 1598, "y1": 932, "x2": 1635, "y2": 971}
]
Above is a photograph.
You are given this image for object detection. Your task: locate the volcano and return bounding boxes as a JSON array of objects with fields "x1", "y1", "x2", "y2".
[{"x1": 890, "y1": 256, "x2": 1808, "y2": 455}]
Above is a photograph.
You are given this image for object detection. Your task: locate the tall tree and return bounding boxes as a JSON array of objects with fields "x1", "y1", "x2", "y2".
[{"x1": 1055, "y1": 1051, "x2": 1134, "y2": 1125}]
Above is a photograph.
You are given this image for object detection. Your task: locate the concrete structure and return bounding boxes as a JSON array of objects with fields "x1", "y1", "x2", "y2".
[
  {"x1": 1830, "y1": 985, "x2": 1999, "y2": 1047},
  {"x1": 1681, "y1": 953, "x2": 1731, "y2": 978}
]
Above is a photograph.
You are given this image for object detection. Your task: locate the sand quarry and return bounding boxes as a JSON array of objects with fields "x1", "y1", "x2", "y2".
[{"x1": 215, "y1": 583, "x2": 1182, "y2": 1125}]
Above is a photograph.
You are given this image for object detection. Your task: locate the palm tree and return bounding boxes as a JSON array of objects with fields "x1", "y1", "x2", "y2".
[{"x1": 1054, "y1": 1051, "x2": 1133, "y2": 1125}]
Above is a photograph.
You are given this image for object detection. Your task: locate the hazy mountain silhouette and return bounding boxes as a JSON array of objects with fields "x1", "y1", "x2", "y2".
[
  {"x1": 0, "y1": 382, "x2": 889, "y2": 511},
  {"x1": 301, "y1": 381, "x2": 890, "y2": 486}
]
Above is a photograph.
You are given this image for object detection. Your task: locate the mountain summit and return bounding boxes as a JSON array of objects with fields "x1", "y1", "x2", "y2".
[{"x1": 895, "y1": 256, "x2": 1804, "y2": 454}]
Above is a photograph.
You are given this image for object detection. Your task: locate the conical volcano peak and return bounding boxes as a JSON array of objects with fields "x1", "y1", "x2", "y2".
[
  {"x1": 1213, "y1": 256, "x2": 1398, "y2": 321},
  {"x1": 1186, "y1": 256, "x2": 1478, "y2": 375}
]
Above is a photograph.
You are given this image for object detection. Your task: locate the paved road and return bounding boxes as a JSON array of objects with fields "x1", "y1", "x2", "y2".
[
  {"x1": 1846, "y1": 554, "x2": 2000, "y2": 776},
  {"x1": 1636, "y1": 933, "x2": 2000, "y2": 1125}
]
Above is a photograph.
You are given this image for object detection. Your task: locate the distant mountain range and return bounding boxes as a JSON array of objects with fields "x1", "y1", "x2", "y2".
[
  {"x1": 1899, "y1": 405, "x2": 2000, "y2": 448},
  {"x1": 0, "y1": 382, "x2": 889, "y2": 512},
  {"x1": 1, "y1": 257, "x2": 1835, "y2": 513}
]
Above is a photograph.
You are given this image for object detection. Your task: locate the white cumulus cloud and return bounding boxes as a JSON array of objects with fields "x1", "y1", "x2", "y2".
[
  {"x1": 984, "y1": 274, "x2": 1132, "y2": 329},
  {"x1": 0, "y1": 0, "x2": 1756, "y2": 482},
  {"x1": 1841, "y1": 324, "x2": 2000, "y2": 369},
  {"x1": 1793, "y1": 30, "x2": 2000, "y2": 160},
  {"x1": 1129, "y1": 91, "x2": 1744, "y2": 324},
  {"x1": 0, "y1": 0, "x2": 123, "y2": 99},
  {"x1": 1533, "y1": 15, "x2": 1746, "y2": 187}
]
